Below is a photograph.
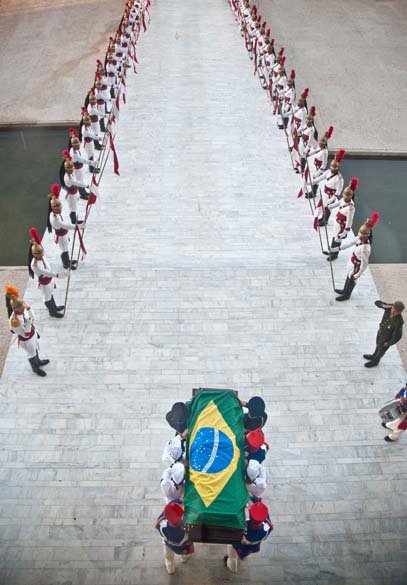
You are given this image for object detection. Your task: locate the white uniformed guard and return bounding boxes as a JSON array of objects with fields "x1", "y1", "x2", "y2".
[
  {"x1": 335, "y1": 213, "x2": 380, "y2": 301},
  {"x1": 68, "y1": 128, "x2": 93, "y2": 200},
  {"x1": 28, "y1": 227, "x2": 66, "y2": 318},
  {"x1": 324, "y1": 178, "x2": 358, "y2": 260},
  {"x1": 80, "y1": 109, "x2": 100, "y2": 162},
  {"x1": 47, "y1": 184, "x2": 78, "y2": 271},
  {"x1": 313, "y1": 149, "x2": 345, "y2": 228},
  {"x1": 299, "y1": 126, "x2": 333, "y2": 199},
  {"x1": 61, "y1": 150, "x2": 87, "y2": 225},
  {"x1": 7, "y1": 289, "x2": 49, "y2": 377},
  {"x1": 160, "y1": 462, "x2": 185, "y2": 503}
]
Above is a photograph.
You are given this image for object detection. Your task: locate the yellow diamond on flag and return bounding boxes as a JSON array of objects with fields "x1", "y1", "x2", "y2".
[{"x1": 188, "y1": 400, "x2": 240, "y2": 508}]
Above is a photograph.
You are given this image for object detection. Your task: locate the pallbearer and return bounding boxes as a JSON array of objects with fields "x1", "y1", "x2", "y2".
[
  {"x1": 155, "y1": 500, "x2": 194, "y2": 575},
  {"x1": 223, "y1": 497, "x2": 273, "y2": 573}
]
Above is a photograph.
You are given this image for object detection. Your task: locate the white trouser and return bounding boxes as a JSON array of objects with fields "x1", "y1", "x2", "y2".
[
  {"x1": 163, "y1": 543, "x2": 175, "y2": 574},
  {"x1": 56, "y1": 233, "x2": 70, "y2": 253},
  {"x1": 226, "y1": 544, "x2": 239, "y2": 573},
  {"x1": 38, "y1": 282, "x2": 54, "y2": 302},
  {"x1": 90, "y1": 121, "x2": 99, "y2": 136},
  {"x1": 386, "y1": 419, "x2": 405, "y2": 441},
  {"x1": 84, "y1": 140, "x2": 94, "y2": 160},
  {"x1": 66, "y1": 193, "x2": 78, "y2": 213},
  {"x1": 19, "y1": 334, "x2": 39, "y2": 360}
]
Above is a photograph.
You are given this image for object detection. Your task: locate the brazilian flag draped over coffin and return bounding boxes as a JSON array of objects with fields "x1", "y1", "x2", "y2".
[{"x1": 184, "y1": 390, "x2": 248, "y2": 530}]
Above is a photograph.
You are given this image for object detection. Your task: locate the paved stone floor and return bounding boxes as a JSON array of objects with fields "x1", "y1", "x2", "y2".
[{"x1": 0, "y1": 1, "x2": 407, "y2": 584}]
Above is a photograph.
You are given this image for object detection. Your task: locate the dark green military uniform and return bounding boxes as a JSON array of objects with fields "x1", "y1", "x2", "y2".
[
  {"x1": 364, "y1": 300, "x2": 404, "y2": 366},
  {"x1": 375, "y1": 301, "x2": 404, "y2": 346}
]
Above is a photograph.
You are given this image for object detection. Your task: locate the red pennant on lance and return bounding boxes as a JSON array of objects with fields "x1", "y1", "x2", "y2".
[
  {"x1": 304, "y1": 166, "x2": 309, "y2": 181},
  {"x1": 86, "y1": 178, "x2": 98, "y2": 212},
  {"x1": 132, "y1": 43, "x2": 139, "y2": 63},
  {"x1": 122, "y1": 92, "x2": 126, "y2": 104},
  {"x1": 297, "y1": 187, "x2": 303, "y2": 199},
  {"x1": 313, "y1": 216, "x2": 319, "y2": 231},
  {"x1": 142, "y1": 13, "x2": 146, "y2": 32},
  {"x1": 253, "y1": 38, "x2": 258, "y2": 73},
  {"x1": 75, "y1": 225, "x2": 87, "y2": 257},
  {"x1": 109, "y1": 132, "x2": 120, "y2": 176}
]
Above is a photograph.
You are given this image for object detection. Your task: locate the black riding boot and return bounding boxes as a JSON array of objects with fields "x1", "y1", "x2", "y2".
[
  {"x1": 79, "y1": 187, "x2": 89, "y2": 200},
  {"x1": 36, "y1": 351, "x2": 50, "y2": 367},
  {"x1": 324, "y1": 238, "x2": 340, "y2": 260},
  {"x1": 335, "y1": 277, "x2": 349, "y2": 296},
  {"x1": 51, "y1": 296, "x2": 65, "y2": 313},
  {"x1": 94, "y1": 139, "x2": 101, "y2": 151},
  {"x1": 318, "y1": 208, "x2": 331, "y2": 227},
  {"x1": 336, "y1": 277, "x2": 356, "y2": 301},
  {"x1": 61, "y1": 251, "x2": 77, "y2": 271},
  {"x1": 99, "y1": 118, "x2": 106, "y2": 132},
  {"x1": 45, "y1": 299, "x2": 64, "y2": 318},
  {"x1": 69, "y1": 212, "x2": 83, "y2": 225},
  {"x1": 28, "y1": 356, "x2": 46, "y2": 377}
]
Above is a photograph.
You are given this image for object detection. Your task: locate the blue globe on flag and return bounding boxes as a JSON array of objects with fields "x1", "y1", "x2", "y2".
[{"x1": 190, "y1": 427, "x2": 234, "y2": 474}]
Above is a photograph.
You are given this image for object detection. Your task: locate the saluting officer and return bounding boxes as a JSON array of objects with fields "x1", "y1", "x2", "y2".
[{"x1": 364, "y1": 300, "x2": 404, "y2": 368}]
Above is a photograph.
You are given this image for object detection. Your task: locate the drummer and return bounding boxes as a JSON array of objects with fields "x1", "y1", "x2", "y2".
[{"x1": 382, "y1": 382, "x2": 407, "y2": 442}]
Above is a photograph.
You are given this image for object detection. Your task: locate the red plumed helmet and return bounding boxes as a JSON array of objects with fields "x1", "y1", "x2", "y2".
[
  {"x1": 327, "y1": 125, "x2": 334, "y2": 139},
  {"x1": 262, "y1": 21, "x2": 266, "y2": 28},
  {"x1": 336, "y1": 148, "x2": 346, "y2": 162},
  {"x1": 68, "y1": 127, "x2": 78, "y2": 138},
  {"x1": 281, "y1": 56, "x2": 286, "y2": 66},
  {"x1": 29, "y1": 227, "x2": 41, "y2": 245},
  {"x1": 253, "y1": 4, "x2": 257, "y2": 13},
  {"x1": 368, "y1": 211, "x2": 380, "y2": 229},
  {"x1": 350, "y1": 177, "x2": 359, "y2": 191},
  {"x1": 290, "y1": 69, "x2": 295, "y2": 79},
  {"x1": 51, "y1": 183, "x2": 60, "y2": 198},
  {"x1": 309, "y1": 105, "x2": 316, "y2": 116},
  {"x1": 266, "y1": 28, "x2": 270, "y2": 37},
  {"x1": 278, "y1": 46, "x2": 284, "y2": 55},
  {"x1": 270, "y1": 38, "x2": 275, "y2": 46},
  {"x1": 61, "y1": 149, "x2": 72, "y2": 161},
  {"x1": 302, "y1": 87, "x2": 309, "y2": 99},
  {"x1": 96, "y1": 59, "x2": 102, "y2": 66},
  {"x1": 257, "y1": 15, "x2": 261, "y2": 23}
]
